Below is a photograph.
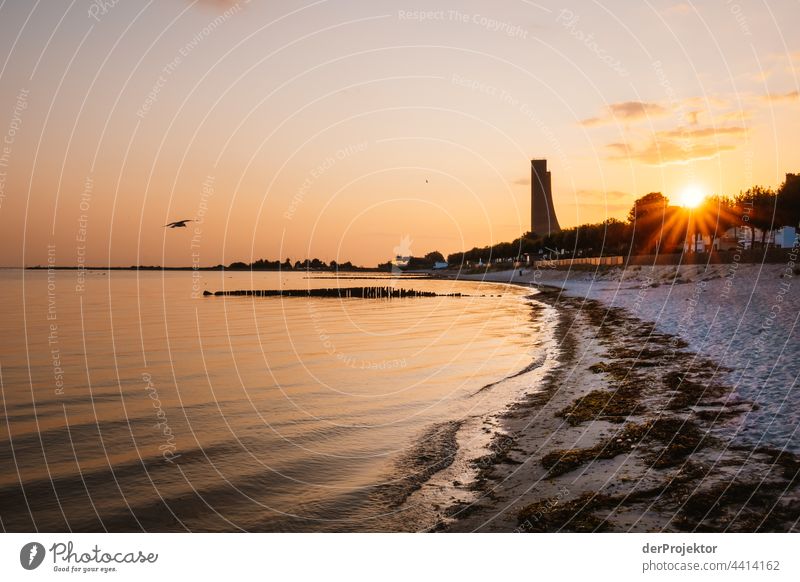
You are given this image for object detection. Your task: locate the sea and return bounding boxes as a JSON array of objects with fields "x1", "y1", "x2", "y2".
[{"x1": 0, "y1": 269, "x2": 557, "y2": 532}]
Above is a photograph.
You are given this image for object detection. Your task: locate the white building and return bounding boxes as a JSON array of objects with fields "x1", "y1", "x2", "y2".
[
  {"x1": 773, "y1": 226, "x2": 798, "y2": 249},
  {"x1": 691, "y1": 226, "x2": 798, "y2": 252}
]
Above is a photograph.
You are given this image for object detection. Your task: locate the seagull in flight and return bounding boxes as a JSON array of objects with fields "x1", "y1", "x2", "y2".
[{"x1": 164, "y1": 219, "x2": 193, "y2": 228}]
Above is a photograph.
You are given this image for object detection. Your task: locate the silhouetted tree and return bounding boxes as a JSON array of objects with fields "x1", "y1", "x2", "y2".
[
  {"x1": 736, "y1": 187, "x2": 776, "y2": 247},
  {"x1": 778, "y1": 173, "x2": 800, "y2": 228},
  {"x1": 602, "y1": 218, "x2": 632, "y2": 255},
  {"x1": 628, "y1": 192, "x2": 671, "y2": 254},
  {"x1": 424, "y1": 251, "x2": 445, "y2": 264}
]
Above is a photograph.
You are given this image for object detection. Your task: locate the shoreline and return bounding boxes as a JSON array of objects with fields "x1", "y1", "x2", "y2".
[
  {"x1": 438, "y1": 267, "x2": 800, "y2": 532},
  {"x1": 379, "y1": 286, "x2": 561, "y2": 532}
]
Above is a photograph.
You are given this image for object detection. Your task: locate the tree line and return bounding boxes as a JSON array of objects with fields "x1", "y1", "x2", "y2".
[
  {"x1": 447, "y1": 173, "x2": 800, "y2": 265},
  {"x1": 223, "y1": 258, "x2": 374, "y2": 271}
]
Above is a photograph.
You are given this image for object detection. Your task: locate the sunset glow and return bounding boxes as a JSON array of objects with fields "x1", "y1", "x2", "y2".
[
  {"x1": 0, "y1": 2, "x2": 797, "y2": 268},
  {"x1": 677, "y1": 185, "x2": 707, "y2": 208}
]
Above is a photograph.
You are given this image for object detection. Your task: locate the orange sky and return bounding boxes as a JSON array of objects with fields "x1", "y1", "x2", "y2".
[{"x1": 0, "y1": 0, "x2": 798, "y2": 267}]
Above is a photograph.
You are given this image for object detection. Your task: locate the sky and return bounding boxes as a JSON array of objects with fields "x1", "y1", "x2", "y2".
[{"x1": 0, "y1": 0, "x2": 798, "y2": 267}]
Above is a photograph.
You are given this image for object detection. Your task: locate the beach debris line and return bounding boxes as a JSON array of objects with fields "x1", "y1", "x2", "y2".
[{"x1": 202, "y1": 286, "x2": 470, "y2": 298}]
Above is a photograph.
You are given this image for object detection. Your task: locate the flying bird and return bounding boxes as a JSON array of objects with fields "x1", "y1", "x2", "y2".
[{"x1": 164, "y1": 219, "x2": 193, "y2": 228}]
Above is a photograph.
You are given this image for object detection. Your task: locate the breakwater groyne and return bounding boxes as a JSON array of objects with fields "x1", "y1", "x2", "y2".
[{"x1": 203, "y1": 286, "x2": 467, "y2": 298}]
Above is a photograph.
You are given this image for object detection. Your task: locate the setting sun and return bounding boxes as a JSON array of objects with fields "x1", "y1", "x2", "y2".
[{"x1": 677, "y1": 185, "x2": 707, "y2": 208}]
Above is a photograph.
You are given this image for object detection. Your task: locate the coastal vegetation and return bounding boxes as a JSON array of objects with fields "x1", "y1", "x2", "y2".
[
  {"x1": 226, "y1": 258, "x2": 372, "y2": 271},
  {"x1": 447, "y1": 174, "x2": 800, "y2": 266},
  {"x1": 28, "y1": 258, "x2": 377, "y2": 271}
]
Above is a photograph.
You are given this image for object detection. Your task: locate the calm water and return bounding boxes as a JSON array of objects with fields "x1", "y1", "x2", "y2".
[{"x1": 0, "y1": 270, "x2": 554, "y2": 531}]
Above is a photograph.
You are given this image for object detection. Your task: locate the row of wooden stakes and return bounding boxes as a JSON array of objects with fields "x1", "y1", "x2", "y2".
[{"x1": 203, "y1": 286, "x2": 465, "y2": 298}]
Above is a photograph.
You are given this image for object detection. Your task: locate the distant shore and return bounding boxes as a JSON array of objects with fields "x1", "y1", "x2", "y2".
[
  {"x1": 21, "y1": 265, "x2": 385, "y2": 272},
  {"x1": 440, "y1": 264, "x2": 800, "y2": 532}
]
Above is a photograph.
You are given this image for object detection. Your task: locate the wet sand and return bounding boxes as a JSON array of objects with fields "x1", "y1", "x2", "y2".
[{"x1": 441, "y1": 274, "x2": 800, "y2": 532}]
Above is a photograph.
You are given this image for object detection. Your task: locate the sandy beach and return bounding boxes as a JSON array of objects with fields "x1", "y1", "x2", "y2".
[{"x1": 442, "y1": 263, "x2": 800, "y2": 532}]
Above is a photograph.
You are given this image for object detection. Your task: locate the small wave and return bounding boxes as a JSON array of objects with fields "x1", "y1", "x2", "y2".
[
  {"x1": 370, "y1": 420, "x2": 462, "y2": 509},
  {"x1": 471, "y1": 352, "x2": 548, "y2": 396}
]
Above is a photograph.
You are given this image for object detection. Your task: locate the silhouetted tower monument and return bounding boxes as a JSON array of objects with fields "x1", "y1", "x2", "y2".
[{"x1": 531, "y1": 159, "x2": 560, "y2": 236}]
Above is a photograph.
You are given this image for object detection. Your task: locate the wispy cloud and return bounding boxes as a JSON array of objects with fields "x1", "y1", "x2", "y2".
[
  {"x1": 605, "y1": 134, "x2": 738, "y2": 165},
  {"x1": 789, "y1": 51, "x2": 800, "y2": 74},
  {"x1": 583, "y1": 95, "x2": 751, "y2": 165},
  {"x1": 681, "y1": 95, "x2": 731, "y2": 109},
  {"x1": 659, "y1": 125, "x2": 748, "y2": 139},
  {"x1": 606, "y1": 142, "x2": 629, "y2": 155},
  {"x1": 753, "y1": 52, "x2": 800, "y2": 84},
  {"x1": 580, "y1": 101, "x2": 669, "y2": 126},
  {"x1": 581, "y1": 97, "x2": 740, "y2": 128},
  {"x1": 761, "y1": 90, "x2": 800, "y2": 103},
  {"x1": 666, "y1": 2, "x2": 694, "y2": 15}
]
